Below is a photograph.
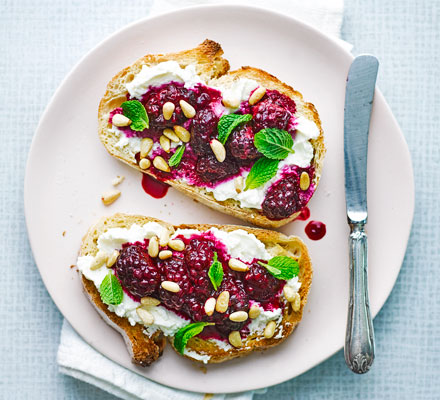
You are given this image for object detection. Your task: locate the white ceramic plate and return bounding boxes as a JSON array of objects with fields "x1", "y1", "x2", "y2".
[{"x1": 25, "y1": 5, "x2": 414, "y2": 393}]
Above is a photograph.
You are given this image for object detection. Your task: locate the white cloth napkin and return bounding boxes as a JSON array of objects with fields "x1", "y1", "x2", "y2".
[{"x1": 57, "y1": 1, "x2": 348, "y2": 399}]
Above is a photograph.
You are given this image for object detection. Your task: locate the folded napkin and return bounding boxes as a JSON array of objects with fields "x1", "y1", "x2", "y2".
[{"x1": 58, "y1": 1, "x2": 348, "y2": 399}]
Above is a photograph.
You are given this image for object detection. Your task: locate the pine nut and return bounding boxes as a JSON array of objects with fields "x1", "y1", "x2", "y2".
[
  {"x1": 229, "y1": 311, "x2": 248, "y2": 322},
  {"x1": 148, "y1": 236, "x2": 159, "y2": 257},
  {"x1": 159, "y1": 229, "x2": 170, "y2": 246},
  {"x1": 159, "y1": 250, "x2": 173, "y2": 260},
  {"x1": 283, "y1": 285, "x2": 297, "y2": 302},
  {"x1": 300, "y1": 172, "x2": 310, "y2": 191},
  {"x1": 179, "y1": 100, "x2": 196, "y2": 118},
  {"x1": 161, "y1": 280, "x2": 180, "y2": 293},
  {"x1": 106, "y1": 250, "x2": 119, "y2": 268},
  {"x1": 159, "y1": 135, "x2": 171, "y2": 153},
  {"x1": 168, "y1": 239, "x2": 185, "y2": 251},
  {"x1": 111, "y1": 175, "x2": 125, "y2": 186},
  {"x1": 210, "y1": 139, "x2": 226, "y2": 162},
  {"x1": 90, "y1": 251, "x2": 108, "y2": 270},
  {"x1": 141, "y1": 296, "x2": 161, "y2": 307},
  {"x1": 234, "y1": 176, "x2": 244, "y2": 193},
  {"x1": 228, "y1": 258, "x2": 249, "y2": 272},
  {"x1": 228, "y1": 331, "x2": 242, "y2": 348},
  {"x1": 162, "y1": 102, "x2": 175, "y2": 120},
  {"x1": 222, "y1": 98, "x2": 240, "y2": 109},
  {"x1": 215, "y1": 291, "x2": 230, "y2": 313},
  {"x1": 140, "y1": 138, "x2": 154, "y2": 158},
  {"x1": 292, "y1": 293, "x2": 301, "y2": 312},
  {"x1": 101, "y1": 189, "x2": 121, "y2": 206},
  {"x1": 249, "y1": 86, "x2": 266, "y2": 105},
  {"x1": 153, "y1": 156, "x2": 170, "y2": 172},
  {"x1": 264, "y1": 320, "x2": 276, "y2": 339},
  {"x1": 112, "y1": 113, "x2": 131, "y2": 127},
  {"x1": 163, "y1": 128, "x2": 180, "y2": 143},
  {"x1": 136, "y1": 307, "x2": 154, "y2": 325},
  {"x1": 173, "y1": 126, "x2": 191, "y2": 142},
  {"x1": 139, "y1": 158, "x2": 151, "y2": 170},
  {"x1": 249, "y1": 305, "x2": 261, "y2": 319},
  {"x1": 204, "y1": 297, "x2": 216, "y2": 316}
]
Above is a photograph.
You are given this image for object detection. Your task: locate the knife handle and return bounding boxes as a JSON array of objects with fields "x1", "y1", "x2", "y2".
[{"x1": 344, "y1": 222, "x2": 375, "y2": 373}]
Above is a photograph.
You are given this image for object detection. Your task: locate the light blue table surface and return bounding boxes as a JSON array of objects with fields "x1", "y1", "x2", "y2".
[{"x1": 1, "y1": 0, "x2": 439, "y2": 398}]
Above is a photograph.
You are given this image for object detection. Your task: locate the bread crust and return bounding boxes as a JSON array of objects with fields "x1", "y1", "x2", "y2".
[
  {"x1": 98, "y1": 41, "x2": 325, "y2": 228},
  {"x1": 78, "y1": 213, "x2": 313, "y2": 365}
]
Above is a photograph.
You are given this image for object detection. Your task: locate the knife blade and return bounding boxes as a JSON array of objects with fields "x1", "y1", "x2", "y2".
[{"x1": 344, "y1": 55, "x2": 378, "y2": 374}]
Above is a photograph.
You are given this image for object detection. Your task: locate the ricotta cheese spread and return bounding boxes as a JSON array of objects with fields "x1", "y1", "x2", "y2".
[
  {"x1": 183, "y1": 348, "x2": 211, "y2": 364},
  {"x1": 126, "y1": 61, "x2": 203, "y2": 99},
  {"x1": 76, "y1": 224, "x2": 294, "y2": 343},
  {"x1": 213, "y1": 78, "x2": 259, "y2": 113},
  {"x1": 247, "y1": 307, "x2": 283, "y2": 336},
  {"x1": 208, "y1": 227, "x2": 270, "y2": 262},
  {"x1": 110, "y1": 125, "x2": 141, "y2": 158}
]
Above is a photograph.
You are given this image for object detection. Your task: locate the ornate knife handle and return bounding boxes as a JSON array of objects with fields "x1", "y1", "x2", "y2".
[{"x1": 344, "y1": 222, "x2": 375, "y2": 373}]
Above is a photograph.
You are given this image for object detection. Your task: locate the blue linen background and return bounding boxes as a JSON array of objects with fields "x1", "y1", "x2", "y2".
[{"x1": 1, "y1": 0, "x2": 439, "y2": 398}]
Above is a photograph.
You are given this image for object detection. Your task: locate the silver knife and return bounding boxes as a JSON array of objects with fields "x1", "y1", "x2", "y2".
[{"x1": 344, "y1": 55, "x2": 378, "y2": 374}]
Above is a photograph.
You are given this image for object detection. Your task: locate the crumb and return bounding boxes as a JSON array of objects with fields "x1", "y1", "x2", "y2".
[
  {"x1": 62, "y1": 231, "x2": 66, "y2": 237},
  {"x1": 112, "y1": 175, "x2": 125, "y2": 186},
  {"x1": 202, "y1": 394, "x2": 213, "y2": 399},
  {"x1": 70, "y1": 265, "x2": 76, "y2": 269},
  {"x1": 200, "y1": 366, "x2": 208, "y2": 375}
]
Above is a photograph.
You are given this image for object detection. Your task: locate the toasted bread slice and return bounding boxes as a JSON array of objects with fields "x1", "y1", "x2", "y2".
[
  {"x1": 78, "y1": 214, "x2": 312, "y2": 365},
  {"x1": 98, "y1": 41, "x2": 324, "y2": 229}
]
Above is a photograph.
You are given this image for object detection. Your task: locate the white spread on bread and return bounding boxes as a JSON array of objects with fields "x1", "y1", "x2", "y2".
[
  {"x1": 109, "y1": 61, "x2": 321, "y2": 211},
  {"x1": 207, "y1": 227, "x2": 270, "y2": 262},
  {"x1": 110, "y1": 125, "x2": 141, "y2": 158},
  {"x1": 183, "y1": 348, "x2": 211, "y2": 364},
  {"x1": 126, "y1": 61, "x2": 203, "y2": 99},
  {"x1": 208, "y1": 338, "x2": 233, "y2": 351},
  {"x1": 77, "y1": 223, "x2": 300, "y2": 344},
  {"x1": 213, "y1": 77, "x2": 259, "y2": 113},
  {"x1": 247, "y1": 307, "x2": 283, "y2": 336}
]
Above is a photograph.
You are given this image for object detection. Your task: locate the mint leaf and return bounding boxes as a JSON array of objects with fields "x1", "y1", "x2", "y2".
[
  {"x1": 174, "y1": 322, "x2": 215, "y2": 354},
  {"x1": 258, "y1": 256, "x2": 299, "y2": 280},
  {"x1": 121, "y1": 100, "x2": 149, "y2": 131},
  {"x1": 208, "y1": 252, "x2": 224, "y2": 290},
  {"x1": 245, "y1": 157, "x2": 279, "y2": 190},
  {"x1": 217, "y1": 114, "x2": 252, "y2": 144},
  {"x1": 100, "y1": 272, "x2": 123, "y2": 305},
  {"x1": 254, "y1": 128, "x2": 294, "y2": 159},
  {"x1": 169, "y1": 144, "x2": 185, "y2": 167}
]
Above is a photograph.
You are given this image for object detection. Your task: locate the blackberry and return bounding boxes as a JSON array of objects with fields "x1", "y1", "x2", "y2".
[
  {"x1": 184, "y1": 239, "x2": 215, "y2": 298},
  {"x1": 196, "y1": 154, "x2": 240, "y2": 183},
  {"x1": 213, "y1": 277, "x2": 249, "y2": 335},
  {"x1": 262, "y1": 175, "x2": 301, "y2": 220},
  {"x1": 252, "y1": 101, "x2": 291, "y2": 132},
  {"x1": 115, "y1": 245, "x2": 160, "y2": 298},
  {"x1": 157, "y1": 256, "x2": 192, "y2": 311},
  {"x1": 244, "y1": 262, "x2": 282, "y2": 302},
  {"x1": 227, "y1": 124, "x2": 260, "y2": 162},
  {"x1": 190, "y1": 108, "x2": 219, "y2": 155}
]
